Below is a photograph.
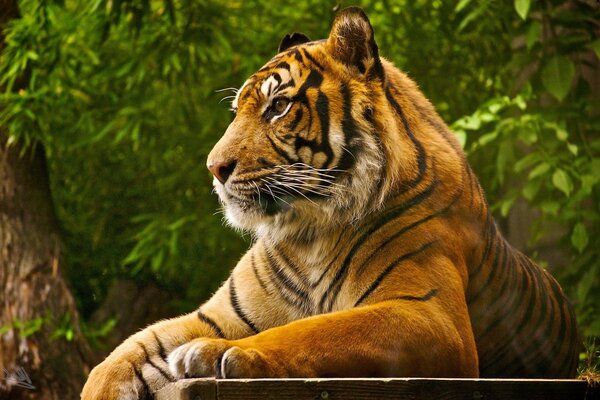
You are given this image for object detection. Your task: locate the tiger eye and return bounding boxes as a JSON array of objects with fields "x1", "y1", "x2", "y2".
[{"x1": 273, "y1": 98, "x2": 290, "y2": 114}]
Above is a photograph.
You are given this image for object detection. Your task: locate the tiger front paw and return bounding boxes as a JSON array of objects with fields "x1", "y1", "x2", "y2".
[
  {"x1": 167, "y1": 338, "x2": 285, "y2": 379},
  {"x1": 82, "y1": 346, "x2": 173, "y2": 400},
  {"x1": 81, "y1": 357, "x2": 142, "y2": 400}
]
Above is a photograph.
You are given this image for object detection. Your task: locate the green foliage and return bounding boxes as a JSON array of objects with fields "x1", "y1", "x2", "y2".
[
  {"x1": 0, "y1": 0, "x2": 597, "y2": 369},
  {"x1": 0, "y1": 316, "x2": 46, "y2": 338},
  {"x1": 50, "y1": 314, "x2": 75, "y2": 342}
]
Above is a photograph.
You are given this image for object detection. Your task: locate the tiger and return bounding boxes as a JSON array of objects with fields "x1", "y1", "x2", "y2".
[{"x1": 81, "y1": 6, "x2": 580, "y2": 399}]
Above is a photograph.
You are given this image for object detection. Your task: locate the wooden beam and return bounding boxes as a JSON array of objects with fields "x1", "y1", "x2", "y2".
[
  {"x1": 156, "y1": 378, "x2": 217, "y2": 400},
  {"x1": 156, "y1": 378, "x2": 594, "y2": 400}
]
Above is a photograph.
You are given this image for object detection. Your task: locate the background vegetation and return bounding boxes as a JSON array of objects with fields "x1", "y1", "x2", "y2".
[{"x1": 1, "y1": 0, "x2": 598, "y2": 372}]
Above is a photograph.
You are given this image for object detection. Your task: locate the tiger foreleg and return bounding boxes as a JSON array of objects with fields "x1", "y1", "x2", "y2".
[
  {"x1": 81, "y1": 312, "x2": 222, "y2": 400},
  {"x1": 167, "y1": 301, "x2": 479, "y2": 379}
]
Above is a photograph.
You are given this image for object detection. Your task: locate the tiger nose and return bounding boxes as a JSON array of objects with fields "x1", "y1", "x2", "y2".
[{"x1": 208, "y1": 160, "x2": 237, "y2": 184}]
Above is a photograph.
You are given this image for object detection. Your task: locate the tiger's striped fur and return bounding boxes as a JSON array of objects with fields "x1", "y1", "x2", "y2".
[{"x1": 81, "y1": 7, "x2": 579, "y2": 399}]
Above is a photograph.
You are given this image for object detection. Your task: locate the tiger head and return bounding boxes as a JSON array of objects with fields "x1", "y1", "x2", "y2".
[{"x1": 207, "y1": 7, "x2": 417, "y2": 240}]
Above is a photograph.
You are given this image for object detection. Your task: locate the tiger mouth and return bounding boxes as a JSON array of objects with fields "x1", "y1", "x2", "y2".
[
  {"x1": 221, "y1": 166, "x2": 342, "y2": 216},
  {"x1": 224, "y1": 180, "x2": 326, "y2": 217}
]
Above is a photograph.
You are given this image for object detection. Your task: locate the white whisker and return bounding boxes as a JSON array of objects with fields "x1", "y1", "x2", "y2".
[
  {"x1": 219, "y1": 95, "x2": 237, "y2": 104},
  {"x1": 267, "y1": 178, "x2": 317, "y2": 205},
  {"x1": 215, "y1": 87, "x2": 239, "y2": 93}
]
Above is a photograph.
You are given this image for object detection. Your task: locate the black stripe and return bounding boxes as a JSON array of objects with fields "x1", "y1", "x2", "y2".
[
  {"x1": 290, "y1": 49, "x2": 303, "y2": 63},
  {"x1": 338, "y1": 83, "x2": 361, "y2": 171},
  {"x1": 291, "y1": 70, "x2": 323, "y2": 148},
  {"x1": 354, "y1": 242, "x2": 435, "y2": 306},
  {"x1": 296, "y1": 69, "x2": 323, "y2": 97},
  {"x1": 229, "y1": 276, "x2": 260, "y2": 334},
  {"x1": 274, "y1": 244, "x2": 306, "y2": 282},
  {"x1": 251, "y1": 251, "x2": 272, "y2": 295},
  {"x1": 151, "y1": 330, "x2": 168, "y2": 361},
  {"x1": 385, "y1": 87, "x2": 427, "y2": 192},
  {"x1": 137, "y1": 341, "x2": 174, "y2": 382},
  {"x1": 318, "y1": 177, "x2": 438, "y2": 312},
  {"x1": 197, "y1": 310, "x2": 225, "y2": 338},
  {"x1": 310, "y1": 231, "x2": 346, "y2": 288},
  {"x1": 532, "y1": 273, "x2": 572, "y2": 377},
  {"x1": 388, "y1": 288, "x2": 439, "y2": 302},
  {"x1": 260, "y1": 249, "x2": 304, "y2": 309},
  {"x1": 266, "y1": 133, "x2": 296, "y2": 164},
  {"x1": 467, "y1": 237, "x2": 506, "y2": 304},
  {"x1": 355, "y1": 193, "x2": 459, "y2": 278},
  {"x1": 468, "y1": 213, "x2": 495, "y2": 279},
  {"x1": 264, "y1": 246, "x2": 310, "y2": 306},
  {"x1": 286, "y1": 108, "x2": 303, "y2": 131},
  {"x1": 417, "y1": 105, "x2": 465, "y2": 158},
  {"x1": 475, "y1": 250, "x2": 524, "y2": 341},
  {"x1": 266, "y1": 73, "x2": 282, "y2": 96},
  {"x1": 480, "y1": 254, "x2": 538, "y2": 369},
  {"x1": 275, "y1": 61, "x2": 290, "y2": 70},
  {"x1": 276, "y1": 78, "x2": 296, "y2": 92},
  {"x1": 313, "y1": 90, "x2": 334, "y2": 167},
  {"x1": 132, "y1": 362, "x2": 154, "y2": 399},
  {"x1": 487, "y1": 256, "x2": 551, "y2": 374},
  {"x1": 257, "y1": 157, "x2": 275, "y2": 167},
  {"x1": 505, "y1": 277, "x2": 559, "y2": 377},
  {"x1": 301, "y1": 48, "x2": 324, "y2": 70}
]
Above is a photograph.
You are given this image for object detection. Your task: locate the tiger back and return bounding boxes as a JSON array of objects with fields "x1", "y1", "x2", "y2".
[{"x1": 81, "y1": 7, "x2": 580, "y2": 399}]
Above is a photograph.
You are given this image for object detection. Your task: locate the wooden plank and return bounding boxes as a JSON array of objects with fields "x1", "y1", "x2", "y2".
[
  {"x1": 156, "y1": 378, "x2": 591, "y2": 400},
  {"x1": 156, "y1": 378, "x2": 216, "y2": 400},
  {"x1": 216, "y1": 378, "x2": 587, "y2": 400}
]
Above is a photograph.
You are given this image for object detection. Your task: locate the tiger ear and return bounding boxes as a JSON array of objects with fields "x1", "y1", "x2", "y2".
[
  {"x1": 278, "y1": 32, "x2": 311, "y2": 52},
  {"x1": 326, "y1": 7, "x2": 383, "y2": 78}
]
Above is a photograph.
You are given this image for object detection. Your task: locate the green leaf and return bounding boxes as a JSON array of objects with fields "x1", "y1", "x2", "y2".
[
  {"x1": 455, "y1": 0, "x2": 473, "y2": 12},
  {"x1": 453, "y1": 130, "x2": 466, "y2": 148},
  {"x1": 496, "y1": 140, "x2": 514, "y2": 185},
  {"x1": 540, "y1": 201, "x2": 560, "y2": 215},
  {"x1": 519, "y1": 128, "x2": 537, "y2": 145},
  {"x1": 555, "y1": 127, "x2": 568, "y2": 141},
  {"x1": 514, "y1": 95, "x2": 527, "y2": 110},
  {"x1": 528, "y1": 162, "x2": 550, "y2": 179},
  {"x1": 576, "y1": 265, "x2": 596, "y2": 302},
  {"x1": 571, "y1": 222, "x2": 589, "y2": 253},
  {"x1": 462, "y1": 115, "x2": 481, "y2": 130},
  {"x1": 567, "y1": 143, "x2": 578, "y2": 156},
  {"x1": 500, "y1": 196, "x2": 517, "y2": 217},
  {"x1": 541, "y1": 56, "x2": 575, "y2": 102},
  {"x1": 523, "y1": 179, "x2": 542, "y2": 201},
  {"x1": 587, "y1": 39, "x2": 600, "y2": 59},
  {"x1": 515, "y1": 0, "x2": 531, "y2": 20},
  {"x1": 580, "y1": 174, "x2": 599, "y2": 195},
  {"x1": 514, "y1": 153, "x2": 539, "y2": 173},
  {"x1": 478, "y1": 131, "x2": 498, "y2": 146},
  {"x1": 526, "y1": 21, "x2": 541, "y2": 50},
  {"x1": 552, "y1": 169, "x2": 573, "y2": 197}
]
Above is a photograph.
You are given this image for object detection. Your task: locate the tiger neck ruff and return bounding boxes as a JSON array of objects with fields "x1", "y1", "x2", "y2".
[{"x1": 81, "y1": 7, "x2": 579, "y2": 399}]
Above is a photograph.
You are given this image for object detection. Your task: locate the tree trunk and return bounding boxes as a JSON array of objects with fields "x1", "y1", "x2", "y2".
[{"x1": 1, "y1": 2, "x2": 92, "y2": 399}]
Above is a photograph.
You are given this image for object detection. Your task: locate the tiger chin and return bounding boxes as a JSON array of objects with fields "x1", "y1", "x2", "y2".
[{"x1": 81, "y1": 6, "x2": 579, "y2": 400}]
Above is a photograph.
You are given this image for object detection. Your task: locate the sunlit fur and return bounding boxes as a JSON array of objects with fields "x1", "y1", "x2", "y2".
[{"x1": 81, "y1": 8, "x2": 580, "y2": 400}]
